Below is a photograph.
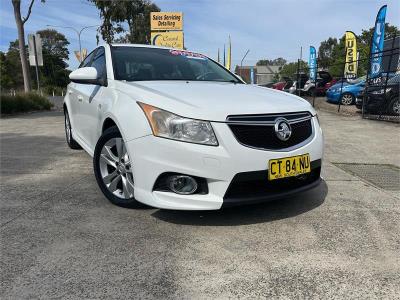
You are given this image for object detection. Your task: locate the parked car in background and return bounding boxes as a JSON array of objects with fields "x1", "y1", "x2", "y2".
[
  {"x1": 326, "y1": 77, "x2": 366, "y2": 105},
  {"x1": 64, "y1": 44, "x2": 323, "y2": 210},
  {"x1": 356, "y1": 74, "x2": 400, "y2": 115},
  {"x1": 302, "y1": 71, "x2": 335, "y2": 96},
  {"x1": 273, "y1": 77, "x2": 293, "y2": 91},
  {"x1": 288, "y1": 73, "x2": 309, "y2": 94}
]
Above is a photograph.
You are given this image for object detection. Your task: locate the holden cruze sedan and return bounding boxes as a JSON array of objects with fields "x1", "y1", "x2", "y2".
[{"x1": 64, "y1": 44, "x2": 323, "y2": 210}]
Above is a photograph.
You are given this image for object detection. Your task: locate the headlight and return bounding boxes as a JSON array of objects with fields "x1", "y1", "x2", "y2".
[{"x1": 138, "y1": 102, "x2": 218, "y2": 146}]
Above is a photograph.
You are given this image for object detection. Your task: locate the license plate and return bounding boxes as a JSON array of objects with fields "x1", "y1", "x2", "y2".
[{"x1": 268, "y1": 154, "x2": 311, "y2": 180}]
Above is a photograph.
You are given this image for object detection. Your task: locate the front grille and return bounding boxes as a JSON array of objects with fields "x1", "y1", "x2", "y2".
[
  {"x1": 223, "y1": 160, "x2": 321, "y2": 206},
  {"x1": 227, "y1": 112, "x2": 313, "y2": 150}
]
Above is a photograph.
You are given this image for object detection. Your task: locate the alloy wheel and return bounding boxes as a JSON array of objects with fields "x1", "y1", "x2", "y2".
[
  {"x1": 393, "y1": 100, "x2": 400, "y2": 115},
  {"x1": 99, "y1": 137, "x2": 134, "y2": 199},
  {"x1": 341, "y1": 94, "x2": 353, "y2": 105}
]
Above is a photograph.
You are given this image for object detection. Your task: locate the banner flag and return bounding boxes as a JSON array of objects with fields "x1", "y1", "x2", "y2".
[
  {"x1": 223, "y1": 44, "x2": 226, "y2": 67},
  {"x1": 344, "y1": 31, "x2": 358, "y2": 79},
  {"x1": 225, "y1": 36, "x2": 231, "y2": 70},
  {"x1": 309, "y1": 46, "x2": 317, "y2": 81},
  {"x1": 370, "y1": 5, "x2": 387, "y2": 77}
]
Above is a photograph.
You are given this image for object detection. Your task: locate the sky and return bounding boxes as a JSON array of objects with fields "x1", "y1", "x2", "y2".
[{"x1": 1, "y1": 0, "x2": 399, "y2": 70}]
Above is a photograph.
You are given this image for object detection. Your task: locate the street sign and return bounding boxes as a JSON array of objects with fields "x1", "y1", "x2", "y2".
[
  {"x1": 28, "y1": 34, "x2": 43, "y2": 66},
  {"x1": 151, "y1": 12, "x2": 183, "y2": 31},
  {"x1": 151, "y1": 31, "x2": 184, "y2": 49}
]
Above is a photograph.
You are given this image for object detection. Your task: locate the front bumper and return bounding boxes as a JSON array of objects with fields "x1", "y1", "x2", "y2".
[{"x1": 126, "y1": 117, "x2": 323, "y2": 210}]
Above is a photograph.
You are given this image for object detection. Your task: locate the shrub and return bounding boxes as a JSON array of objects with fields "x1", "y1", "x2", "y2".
[{"x1": 0, "y1": 92, "x2": 54, "y2": 114}]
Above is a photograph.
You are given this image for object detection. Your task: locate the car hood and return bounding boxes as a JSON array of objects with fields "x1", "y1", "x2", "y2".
[{"x1": 115, "y1": 81, "x2": 315, "y2": 121}]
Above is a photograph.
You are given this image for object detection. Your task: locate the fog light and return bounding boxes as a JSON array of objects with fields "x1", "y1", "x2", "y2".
[{"x1": 168, "y1": 175, "x2": 198, "y2": 195}]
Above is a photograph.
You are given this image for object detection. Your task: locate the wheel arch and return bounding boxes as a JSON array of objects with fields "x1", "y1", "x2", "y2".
[{"x1": 102, "y1": 117, "x2": 118, "y2": 133}]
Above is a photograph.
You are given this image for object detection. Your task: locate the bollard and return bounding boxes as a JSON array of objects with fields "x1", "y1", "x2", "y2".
[{"x1": 52, "y1": 90, "x2": 55, "y2": 97}]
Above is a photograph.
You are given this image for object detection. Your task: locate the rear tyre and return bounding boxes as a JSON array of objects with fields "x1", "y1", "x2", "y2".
[
  {"x1": 64, "y1": 110, "x2": 82, "y2": 150},
  {"x1": 93, "y1": 126, "x2": 142, "y2": 208},
  {"x1": 340, "y1": 93, "x2": 355, "y2": 105},
  {"x1": 388, "y1": 97, "x2": 400, "y2": 115}
]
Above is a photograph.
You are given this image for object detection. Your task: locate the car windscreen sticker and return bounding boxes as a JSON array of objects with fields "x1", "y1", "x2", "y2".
[{"x1": 169, "y1": 49, "x2": 206, "y2": 60}]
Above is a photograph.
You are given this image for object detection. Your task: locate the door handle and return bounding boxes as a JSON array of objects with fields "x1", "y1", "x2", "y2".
[
  {"x1": 77, "y1": 95, "x2": 83, "y2": 102},
  {"x1": 68, "y1": 90, "x2": 73, "y2": 95}
]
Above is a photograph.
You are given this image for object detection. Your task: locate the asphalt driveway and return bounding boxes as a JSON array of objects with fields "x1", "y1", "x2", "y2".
[{"x1": 1, "y1": 110, "x2": 399, "y2": 299}]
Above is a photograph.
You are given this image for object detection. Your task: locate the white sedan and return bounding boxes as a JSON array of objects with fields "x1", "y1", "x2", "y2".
[{"x1": 64, "y1": 44, "x2": 323, "y2": 210}]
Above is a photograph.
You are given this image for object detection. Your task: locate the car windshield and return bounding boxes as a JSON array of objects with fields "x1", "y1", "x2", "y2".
[{"x1": 111, "y1": 46, "x2": 241, "y2": 83}]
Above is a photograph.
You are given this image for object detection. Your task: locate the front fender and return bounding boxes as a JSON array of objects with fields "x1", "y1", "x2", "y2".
[{"x1": 103, "y1": 90, "x2": 152, "y2": 142}]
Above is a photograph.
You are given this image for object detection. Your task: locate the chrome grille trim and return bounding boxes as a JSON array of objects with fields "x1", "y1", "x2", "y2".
[{"x1": 226, "y1": 112, "x2": 315, "y2": 151}]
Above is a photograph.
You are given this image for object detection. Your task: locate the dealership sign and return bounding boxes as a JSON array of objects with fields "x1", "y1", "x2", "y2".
[
  {"x1": 370, "y1": 5, "x2": 387, "y2": 77},
  {"x1": 151, "y1": 12, "x2": 184, "y2": 49},
  {"x1": 344, "y1": 31, "x2": 357, "y2": 79},
  {"x1": 151, "y1": 32, "x2": 184, "y2": 49},
  {"x1": 151, "y1": 12, "x2": 183, "y2": 31}
]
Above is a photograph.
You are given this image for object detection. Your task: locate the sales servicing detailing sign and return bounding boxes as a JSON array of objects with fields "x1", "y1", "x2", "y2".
[
  {"x1": 150, "y1": 12, "x2": 183, "y2": 31},
  {"x1": 151, "y1": 12, "x2": 184, "y2": 49}
]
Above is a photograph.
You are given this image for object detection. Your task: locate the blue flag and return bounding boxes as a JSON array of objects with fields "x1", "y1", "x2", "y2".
[
  {"x1": 309, "y1": 46, "x2": 317, "y2": 81},
  {"x1": 370, "y1": 5, "x2": 387, "y2": 77}
]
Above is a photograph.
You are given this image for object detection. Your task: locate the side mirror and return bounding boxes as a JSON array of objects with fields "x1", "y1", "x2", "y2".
[{"x1": 69, "y1": 67, "x2": 106, "y2": 86}]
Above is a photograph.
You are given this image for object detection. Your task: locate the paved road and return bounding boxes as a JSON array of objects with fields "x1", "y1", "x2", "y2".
[{"x1": 1, "y1": 110, "x2": 399, "y2": 299}]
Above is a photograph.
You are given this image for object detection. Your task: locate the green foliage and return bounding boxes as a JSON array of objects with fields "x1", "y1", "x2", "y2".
[
  {"x1": 0, "y1": 92, "x2": 53, "y2": 114},
  {"x1": 0, "y1": 29, "x2": 71, "y2": 92},
  {"x1": 89, "y1": 0, "x2": 160, "y2": 44},
  {"x1": 318, "y1": 37, "x2": 338, "y2": 69},
  {"x1": 279, "y1": 61, "x2": 309, "y2": 80},
  {"x1": 256, "y1": 57, "x2": 287, "y2": 66}
]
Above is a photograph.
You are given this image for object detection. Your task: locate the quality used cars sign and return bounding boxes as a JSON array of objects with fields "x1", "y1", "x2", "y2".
[{"x1": 150, "y1": 12, "x2": 183, "y2": 31}]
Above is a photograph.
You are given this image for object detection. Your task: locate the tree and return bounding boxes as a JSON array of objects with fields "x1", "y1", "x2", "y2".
[
  {"x1": 318, "y1": 37, "x2": 338, "y2": 69},
  {"x1": 89, "y1": 0, "x2": 160, "y2": 44},
  {"x1": 279, "y1": 61, "x2": 308, "y2": 79},
  {"x1": 256, "y1": 57, "x2": 287, "y2": 66},
  {"x1": 11, "y1": 0, "x2": 44, "y2": 92},
  {"x1": 0, "y1": 41, "x2": 25, "y2": 91}
]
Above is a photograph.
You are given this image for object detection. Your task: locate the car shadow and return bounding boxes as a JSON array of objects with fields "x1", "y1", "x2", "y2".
[{"x1": 151, "y1": 180, "x2": 328, "y2": 226}]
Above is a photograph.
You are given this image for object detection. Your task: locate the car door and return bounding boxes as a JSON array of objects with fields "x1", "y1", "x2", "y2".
[
  {"x1": 69, "y1": 50, "x2": 96, "y2": 142},
  {"x1": 76, "y1": 47, "x2": 108, "y2": 150}
]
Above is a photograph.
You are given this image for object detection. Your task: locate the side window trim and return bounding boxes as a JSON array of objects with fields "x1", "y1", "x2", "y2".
[{"x1": 78, "y1": 48, "x2": 97, "y2": 68}]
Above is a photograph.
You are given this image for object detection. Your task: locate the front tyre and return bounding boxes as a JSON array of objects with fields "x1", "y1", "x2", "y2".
[{"x1": 93, "y1": 127, "x2": 141, "y2": 208}]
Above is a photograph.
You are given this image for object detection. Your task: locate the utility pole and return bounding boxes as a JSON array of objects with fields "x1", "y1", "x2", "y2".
[
  {"x1": 240, "y1": 49, "x2": 250, "y2": 78},
  {"x1": 32, "y1": 34, "x2": 40, "y2": 91}
]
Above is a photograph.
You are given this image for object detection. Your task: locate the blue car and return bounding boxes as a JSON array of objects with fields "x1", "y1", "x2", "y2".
[{"x1": 326, "y1": 78, "x2": 365, "y2": 105}]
